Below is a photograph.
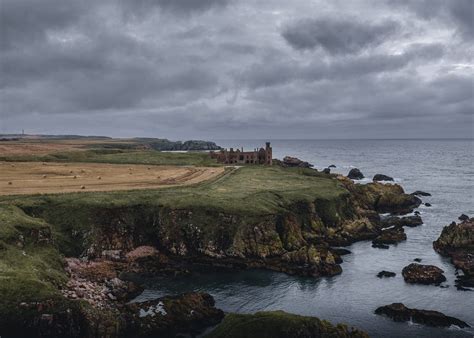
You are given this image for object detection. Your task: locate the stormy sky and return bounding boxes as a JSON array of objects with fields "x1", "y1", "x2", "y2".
[{"x1": 0, "y1": 0, "x2": 473, "y2": 139}]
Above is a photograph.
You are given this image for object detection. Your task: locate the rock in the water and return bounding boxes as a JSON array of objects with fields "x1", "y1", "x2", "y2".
[
  {"x1": 377, "y1": 271, "x2": 396, "y2": 278},
  {"x1": 411, "y1": 190, "x2": 431, "y2": 197},
  {"x1": 402, "y1": 263, "x2": 446, "y2": 285},
  {"x1": 433, "y1": 218, "x2": 474, "y2": 290},
  {"x1": 373, "y1": 174, "x2": 394, "y2": 182},
  {"x1": 425, "y1": 203, "x2": 432, "y2": 207},
  {"x1": 281, "y1": 156, "x2": 313, "y2": 168},
  {"x1": 124, "y1": 292, "x2": 224, "y2": 337},
  {"x1": 372, "y1": 243, "x2": 389, "y2": 249},
  {"x1": 375, "y1": 303, "x2": 469, "y2": 328},
  {"x1": 381, "y1": 215, "x2": 423, "y2": 228},
  {"x1": 322, "y1": 168, "x2": 331, "y2": 174},
  {"x1": 372, "y1": 227, "x2": 406, "y2": 245},
  {"x1": 347, "y1": 168, "x2": 364, "y2": 180},
  {"x1": 206, "y1": 311, "x2": 369, "y2": 338},
  {"x1": 458, "y1": 214, "x2": 469, "y2": 221},
  {"x1": 413, "y1": 258, "x2": 422, "y2": 262},
  {"x1": 328, "y1": 164, "x2": 336, "y2": 168}
]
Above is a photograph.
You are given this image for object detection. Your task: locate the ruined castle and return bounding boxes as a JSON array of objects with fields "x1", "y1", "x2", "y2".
[{"x1": 210, "y1": 142, "x2": 272, "y2": 165}]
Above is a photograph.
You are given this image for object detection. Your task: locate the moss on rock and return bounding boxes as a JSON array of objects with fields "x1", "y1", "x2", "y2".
[{"x1": 205, "y1": 311, "x2": 369, "y2": 338}]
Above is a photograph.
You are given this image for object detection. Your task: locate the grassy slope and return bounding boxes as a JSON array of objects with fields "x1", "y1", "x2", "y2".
[
  {"x1": 0, "y1": 205, "x2": 69, "y2": 320},
  {"x1": 0, "y1": 149, "x2": 220, "y2": 167}
]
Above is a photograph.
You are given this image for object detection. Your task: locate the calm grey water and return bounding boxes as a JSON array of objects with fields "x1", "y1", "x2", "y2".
[{"x1": 136, "y1": 139, "x2": 474, "y2": 337}]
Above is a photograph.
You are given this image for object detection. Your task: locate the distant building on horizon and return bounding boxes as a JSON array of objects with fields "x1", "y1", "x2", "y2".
[{"x1": 210, "y1": 142, "x2": 272, "y2": 165}]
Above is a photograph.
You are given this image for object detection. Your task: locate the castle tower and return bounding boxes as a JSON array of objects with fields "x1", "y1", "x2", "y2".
[{"x1": 265, "y1": 142, "x2": 272, "y2": 165}]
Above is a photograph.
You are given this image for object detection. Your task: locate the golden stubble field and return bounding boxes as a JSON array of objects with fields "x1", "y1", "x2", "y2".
[{"x1": 0, "y1": 162, "x2": 224, "y2": 195}]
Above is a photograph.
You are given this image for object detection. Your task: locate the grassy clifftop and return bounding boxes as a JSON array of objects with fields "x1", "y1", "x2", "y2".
[{"x1": 2, "y1": 166, "x2": 346, "y2": 215}]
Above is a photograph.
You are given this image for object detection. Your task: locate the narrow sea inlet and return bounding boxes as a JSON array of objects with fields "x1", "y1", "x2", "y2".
[{"x1": 135, "y1": 139, "x2": 474, "y2": 338}]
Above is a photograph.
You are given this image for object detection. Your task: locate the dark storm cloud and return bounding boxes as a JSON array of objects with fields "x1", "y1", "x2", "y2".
[
  {"x1": 0, "y1": 0, "x2": 472, "y2": 139},
  {"x1": 389, "y1": 0, "x2": 474, "y2": 40},
  {"x1": 282, "y1": 18, "x2": 400, "y2": 54}
]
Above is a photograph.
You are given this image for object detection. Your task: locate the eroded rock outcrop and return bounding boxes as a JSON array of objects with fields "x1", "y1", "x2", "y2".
[
  {"x1": 123, "y1": 293, "x2": 224, "y2": 337},
  {"x1": 206, "y1": 311, "x2": 369, "y2": 338},
  {"x1": 375, "y1": 303, "x2": 469, "y2": 328},
  {"x1": 402, "y1": 263, "x2": 446, "y2": 285},
  {"x1": 433, "y1": 218, "x2": 474, "y2": 290},
  {"x1": 372, "y1": 227, "x2": 406, "y2": 246},
  {"x1": 281, "y1": 156, "x2": 313, "y2": 168}
]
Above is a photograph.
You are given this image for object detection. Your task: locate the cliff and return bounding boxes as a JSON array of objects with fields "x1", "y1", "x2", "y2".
[{"x1": 0, "y1": 166, "x2": 420, "y2": 336}]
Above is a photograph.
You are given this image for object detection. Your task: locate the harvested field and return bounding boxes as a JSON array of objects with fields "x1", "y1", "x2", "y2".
[{"x1": 0, "y1": 161, "x2": 224, "y2": 195}]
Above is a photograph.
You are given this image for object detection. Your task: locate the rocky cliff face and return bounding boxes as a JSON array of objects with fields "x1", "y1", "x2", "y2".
[
  {"x1": 2, "y1": 174, "x2": 421, "y2": 337},
  {"x1": 25, "y1": 176, "x2": 421, "y2": 281}
]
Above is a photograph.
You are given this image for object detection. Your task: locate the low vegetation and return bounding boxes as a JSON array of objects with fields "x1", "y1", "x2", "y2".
[{"x1": 205, "y1": 311, "x2": 369, "y2": 338}]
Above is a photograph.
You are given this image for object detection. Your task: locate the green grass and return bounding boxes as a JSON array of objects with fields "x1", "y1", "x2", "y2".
[
  {"x1": 0, "y1": 149, "x2": 221, "y2": 167},
  {"x1": 1, "y1": 166, "x2": 346, "y2": 216},
  {"x1": 0, "y1": 205, "x2": 68, "y2": 323},
  {"x1": 205, "y1": 311, "x2": 368, "y2": 338}
]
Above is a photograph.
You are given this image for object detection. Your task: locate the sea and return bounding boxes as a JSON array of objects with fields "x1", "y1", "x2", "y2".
[{"x1": 134, "y1": 139, "x2": 474, "y2": 338}]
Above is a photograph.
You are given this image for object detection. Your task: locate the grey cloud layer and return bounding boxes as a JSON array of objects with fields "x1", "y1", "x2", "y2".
[
  {"x1": 0, "y1": 0, "x2": 472, "y2": 138},
  {"x1": 282, "y1": 18, "x2": 400, "y2": 54}
]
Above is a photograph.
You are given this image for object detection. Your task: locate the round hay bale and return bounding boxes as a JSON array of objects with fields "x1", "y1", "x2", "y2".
[
  {"x1": 69, "y1": 170, "x2": 73, "y2": 174},
  {"x1": 11, "y1": 164, "x2": 15, "y2": 167},
  {"x1": 8, "y1": 181, "x2": 12, "y2": 185},
  {"x1": 80, "y1": 185, "x2": 85, "y2": 190},
  {"x1": 73, "y1": 175, "x2": 77, "y2": 179},
  {"x1": 81, "y1": 169, "x2": 85, "y2": 173},
  {"x1": 43, "y1": 175, "x2": 47, "y2": 179},
  {"x1": 97, "y1": 176, "x2": 101, "y2": 180}
]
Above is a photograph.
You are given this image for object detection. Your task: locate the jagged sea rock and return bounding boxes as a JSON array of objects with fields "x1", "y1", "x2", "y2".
[
  {"x1": 411, "y1": 190, "x2": 431, "y2": 197},
  {"x1": 124, "y1": 292, "x2": 224, "y2": 337},
  {"x1": 281, "y1": 156, "x2": 313, "y2": 168},
  {"x1": 377, "y1": 271, "x2": 396, "y2": 278},
  {"x1": 347, "y1": 168, "x2": 364, "y2": 180},
  {"x1": 381, "y1": 215, "x2": 423, "y2": 228},
  {"x1": 458, "y1": 214, "x2": 469, "y2": 221},
  {"x1": 402, "y1": 263, "x2": 446, "y2": 285},
  {"x1": 372, "y1": 243, "x2": 389, "y2": 249},
  {"x1": 205, "y1": 311, "x2": 369, "y2": 338},
  {"x1": 322, "y1": 168, "x2": 331, "y2": 174},
  {"x1": 433, "y1": 218, "x2": 474, "y2": 289},
  {"x1": 375, "y1": 303, "x2": 469, "y2": 328},
  {"x1": 373, "y1": 174, "x2": 394, "y2": 182},
  {"x1": 328, "y1": 164, "x2": 336, "y2": 168},
  {"x1": 372, "y1": 227, "x2": 406, "y2": 246}
]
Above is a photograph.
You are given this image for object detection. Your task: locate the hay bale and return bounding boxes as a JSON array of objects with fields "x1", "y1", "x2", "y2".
[
  {"x1": 80, "y1": 185, "x2": 85, "y2": 190},
  {"x1": 97, "y1": 176, "x2": 101, "y2": 180},
  {"x1": 73, "y1": 175, "x2": 77, "y2": 179},
  {"x1": 43, "y1": 175, "x2": 47, "y2": 179},
  {"x1": 8, "y1": 181, "x2": 12, "y2": 185}
]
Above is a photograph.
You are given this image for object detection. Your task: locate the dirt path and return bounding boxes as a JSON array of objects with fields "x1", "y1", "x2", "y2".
[{"x1": 0, "y1": 162, "x2": 224, "y2": 195}]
